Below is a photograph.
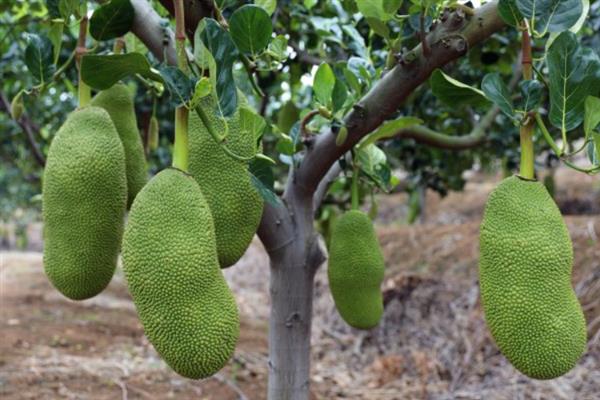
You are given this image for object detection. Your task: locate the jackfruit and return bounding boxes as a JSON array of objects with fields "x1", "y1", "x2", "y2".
[
  {"x1": 122, "y1": 168, "x2": 239, "y2": 379},
  {"x1": 188, "y1": 96, "x2": 263, "y2": 268},
  {"x1": 479, "y1": 175, "x2": 586, "y2": 379},
  {"x1": 43, "y1": 106, "x2": 127, "y2": 300},
  {"x1": 91, "y1": 83, "x2": 147, "y2": 207},
  {"x1": 328, "y1": 210, "x2": 385, "y2": 329}
]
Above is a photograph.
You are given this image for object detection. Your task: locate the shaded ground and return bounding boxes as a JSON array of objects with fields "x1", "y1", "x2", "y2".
[{"x1": 1, "y1": 169, "x2": 599, "y2": 399}]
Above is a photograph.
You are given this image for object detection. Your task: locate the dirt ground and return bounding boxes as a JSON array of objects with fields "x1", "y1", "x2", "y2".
[{"x1": 1, "y1": 169, "x2": 599, "y2": 399}]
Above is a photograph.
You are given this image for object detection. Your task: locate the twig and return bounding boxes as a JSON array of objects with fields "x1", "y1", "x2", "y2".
[
  {"x1": 300, "y1": 110, "x2": 320, "y2": 138},
  {"x1": 0, "y1": 92, "x2": 46, "y2": 167}
]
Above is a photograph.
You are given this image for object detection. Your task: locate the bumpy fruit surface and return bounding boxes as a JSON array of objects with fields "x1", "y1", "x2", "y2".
[
  {"x1": 122, "y1": 168, "x2": 239, "y2": 379},
  {"x1": 43, "y1": 106, "x2": 127, "y2": 300},
  {"x1": 479, "y1": 175, "x2": 586, "y2": 379},
  {"x1": 91, "y1": 83, "x2": 147, "y2": 207},
  {"x1": 188, "y1": 96, "x2": 263, "y2": 268},
  {"x1": 328, "y1": 210, "x2": 385, "y2": 329}
]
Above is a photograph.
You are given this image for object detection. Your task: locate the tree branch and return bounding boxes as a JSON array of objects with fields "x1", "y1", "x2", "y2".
[
  {"x1": 0, "y1": 92, "x2": 46, "y2": 167},
  {"x1": 130, "y1": 0, "x2": 177, "y2": 65},
  {"x1": 288, "y1": 1, "x2": 505, "y2": 203},
  {"x1": 156, "y1": 0, "x2": 215, "y2": 43}
]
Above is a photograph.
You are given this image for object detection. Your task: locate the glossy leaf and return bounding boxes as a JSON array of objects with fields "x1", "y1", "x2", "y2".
[
  {"x1": 360, "y1": 116, "x2": 423, "y2": 149},
  {"x1": 255, "y1": 0, "x2": 276, "y2": 15},
  {"x1": 198, "y1": 19, "x2": 239, "y2": 117},
  {"x1": 547, "y1": 32, "x2": 600, "y2": 132},
  {"x1": 584, "y1": 96, "x2": 600, "y2": 140},
  {"x1": 89, "y1": 0, "x2": 134, "y2": 41},
  {"x1": 516, "y1": 0, "x2": 583, "y2": 35},
  {"x1": 80, "y1": 53, "x2": 162, "y2": 90},
  {"x1": 24, "y1": 34, "x2": 55, "y2": 84},
  {"x1": 498, "y1": 0, "x2": 523, "y2": 27},
  {"x1": 229, "y1": 5, "x2": 273, "y2": 55},
  {"x1": 430, "y1": 69, "x2": 488, "y2": 107},
  {"x1": 516, "y1": 80, "x2": 543, "y2": 112},
  {"x1": 314, "y1": 63, "x2": 336, "y2": 107},
  {"x1": 482, "y1": 73, "x2": 515, "y2": 119},
  {"x1": 158, "y1": 66, "x2": 195, "y2": 107}
]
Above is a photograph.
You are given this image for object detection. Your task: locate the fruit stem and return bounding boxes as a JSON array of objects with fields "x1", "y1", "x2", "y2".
[
  {"x1": 172, "y1": 0, "x2": 190, "y2": 171},
  {"x1": 351, "y1": 160, "x2": 359, "y2": 211},
  {"x1": 76, "y1": 7, "x2": 90, "y2": 107},
  {"x1": 518, "y1": 22, "x2": 534, "y2": 180}
]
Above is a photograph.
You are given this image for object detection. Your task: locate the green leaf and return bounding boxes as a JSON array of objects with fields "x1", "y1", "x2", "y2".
[
  {"x1": 516, "y1": 0, "x2": 583, "y2": 35},
  {"x1": 481, "y1": 73, "x2": 515, "y2": 119},
  {"x1": 357, "y1": 144, "x2": 391, "y2": 190},
  {"x1": 547, "y1": 32, "x2": 600, "y2": 132},
  {"x1": 332, "y1": 78, "x2": 348, "y2": 113},
  {"x1": 356, "y1": 0, "x2": 395, "y2": 21},
  {"x1": 240, "y1": 106, "x2": 268, "y2": 146},
  {"x1": 365, "y1": 17, "x2": 390, "y2": 39},
  {"x1": 277, "y1": 101, "x2": 300, "y2": 134},
  {"x1": 158, "y1": 66, "x2": 195, "y2": 107},
  {"x1": 584, "y1": 96, "x2": 600, "y2": 140},
  {"x1": 304, "y1": 0, "x2": 318, "y2": 9},
  {"x1": 498, "y1": 0, "x2": 523, "y2": 27},
  {"x1": 58, "y1": 0, "x2": 78, "y2": 20},
  {"x1": 198, "y1": 19, "x2": 239, "y2": 117},
  {"x1": 516, "y1": 80, "x2": 543, "y2": 112},
  {"x1": 360, "y1": 116, "x2": 423, "y2": 148},
  {"x1": 249, "y1": 160, "x2": 281, "y2": 206},
  {"x1": 24, "y1": 34, "x2": 56, "y2": 84},
  {"x1": 590, "y1": 132, "x2": 600, "y2": 167},
  {"x1": 429, "y1": 69, "x2": 488, "y2": 107},
  {"x1": 48, "y1": 19, "x2": 64, "y2": 64},
  {"x1": 190, "y1": 77, "x2": 212, "y2": 108},
  {"x1": 80, "y1": 53, "x2": 162, "y2": 90},
  {"x1": 313, "y1": 63, "x2": 336, "y2": 107},
  {"x1": 255, "y1": 0, "x2": 276, "y2": 15},
  {"x1": 266, "y1": 34, "x2": 287, "y2": 61},
  {"x1": 229, "y1": 5, "x2": 273, "y2": 55},
  {"x1": 89, "y1": 0, "x2": 134, "y2": 41}
]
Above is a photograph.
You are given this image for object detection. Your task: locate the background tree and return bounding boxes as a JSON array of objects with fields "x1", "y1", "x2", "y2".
[{"x1": 1, "y1": 1, "x2": 599, "y2": 399}]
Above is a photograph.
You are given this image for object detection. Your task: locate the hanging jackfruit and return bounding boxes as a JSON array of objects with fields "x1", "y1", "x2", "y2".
[
  {"x1": 91, "y1": 83, "x2": 147, "y2": 207},
  {"x1": 122, "y1": 168, "x2": 239, "y2": 379},
  {"x1": 328, "y1": 210, "x2": 385, "y2": 329},
  {"x1": 43, "y1": 106, "x2": 127, "y2": 300},
  {"x1": 479, "y1": 175, "x2": 586, "y2": 379},
  {"x1": 188, "y1": 96, "x2": 263, "y2": 268}
]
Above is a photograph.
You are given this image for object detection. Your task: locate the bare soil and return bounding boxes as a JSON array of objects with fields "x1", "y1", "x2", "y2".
[{"x1": 1, "y1": 169, "x2": 599, "y2": 399}]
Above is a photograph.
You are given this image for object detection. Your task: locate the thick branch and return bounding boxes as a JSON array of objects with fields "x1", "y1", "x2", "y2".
[
  {"x1": 0, "y1": 92, "x2": 46, "y2": 167},
  {"x1": 130, "y1": 0, "x2": 177, "y2": 65},
  {"x1": 287, "y1": 1, "x2": 504, "y2": 205}
]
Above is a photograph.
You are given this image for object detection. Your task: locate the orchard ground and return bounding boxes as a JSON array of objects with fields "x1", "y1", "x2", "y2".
[{"x1": 1, "y1": 169, "x2": 599, "y2": 400}]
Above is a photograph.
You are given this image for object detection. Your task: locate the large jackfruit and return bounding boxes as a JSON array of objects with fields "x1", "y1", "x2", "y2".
[
  {"x1": 328, "y1": 210, "x2": 385, "y2": 329},
  {"x1": 122, "y1": 168, "x2": 239, "y2": 379},
  {"x1": 188, "y1": 96, "x2": 263, "y2": 268},
  {"x1": 479, "y1": 175, "x2": 586, "y2": 379},
  {"x1": 43, "y1": 106, "x2": 127, "y2": 300},
  {"x1": 91, "y1": 83, "x2": 147, "y2": 207}
]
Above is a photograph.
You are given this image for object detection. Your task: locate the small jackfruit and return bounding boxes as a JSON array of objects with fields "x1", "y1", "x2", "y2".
[
  {"x1": 148, "y1": 115, "x2": 159, "y2": 151},
  {"x1": 188, "y1": 95, "x2": 263, "y2": 268},
  {"x1": 91, "y1": 83, "x2": 147, "y2": 207},
  {"x1": 122, "y1": 168, "x2": 239, "y2": 379},
  {"x1": 43, "y1": 106, "x2": 127, "y2": 300},
  {"x1": 328, "y1": 210, "x2": 385, "y2": 329},
  {"x1": 479, "y1": 175, "x2": 586, "y2": 380}
]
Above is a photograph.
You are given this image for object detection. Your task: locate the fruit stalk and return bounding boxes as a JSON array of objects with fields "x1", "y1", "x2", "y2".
[
  {"x1": 76, "y1": 6, "x2": 91, "y2": 107},
  {"x1": 519, "y1": 23, "x2": 534, "y2": 179},
  {"x1": 172, "y1": 0, "x2": 190, "y2": 171}
]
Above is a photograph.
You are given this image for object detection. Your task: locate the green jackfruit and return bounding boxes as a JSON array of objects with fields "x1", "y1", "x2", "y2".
[
  {"x1": 479, "y1": 175, "x2": 586, "y2": 379},
  {"x1": 122, "y1": 168, "x2": 239, "y2": 379},
  {"x1": 91, "y1": 83, "x2": 147, "y2": 207},
  {"x1": 188, "y1": 96, "x2": 263, "y2": 268},
  {"x1": 43, "y1": 106, "x2": 127, "y2": 300},
  {"x1": 328, "y1": 210, "x2": 385, "y2": 329}
]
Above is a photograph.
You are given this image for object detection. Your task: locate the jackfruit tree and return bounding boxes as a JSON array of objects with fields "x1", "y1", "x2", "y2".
[{"x1": 2, "y1": 0, "x2": 599, "y2": 399}]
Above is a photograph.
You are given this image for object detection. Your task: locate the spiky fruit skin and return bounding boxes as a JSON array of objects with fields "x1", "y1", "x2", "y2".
[
  {"x1": 328, "y1": 210, "x2": 385, "y2": 329},
  {"x1": 479, "y1": 175, "x2": 586, "y2": 380},
  {"x1": 91, "y1": 83, "x2": 147, "y2": 208},
  {"x1": 43, "y1": 107, "x2": 127, "y2": 300},
  {"x1": 188, "y1": 96, "x2": 263, "y2": 268},
  {"x1": 122, "y1": 168, "x2": 239, "y2": 379}
]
